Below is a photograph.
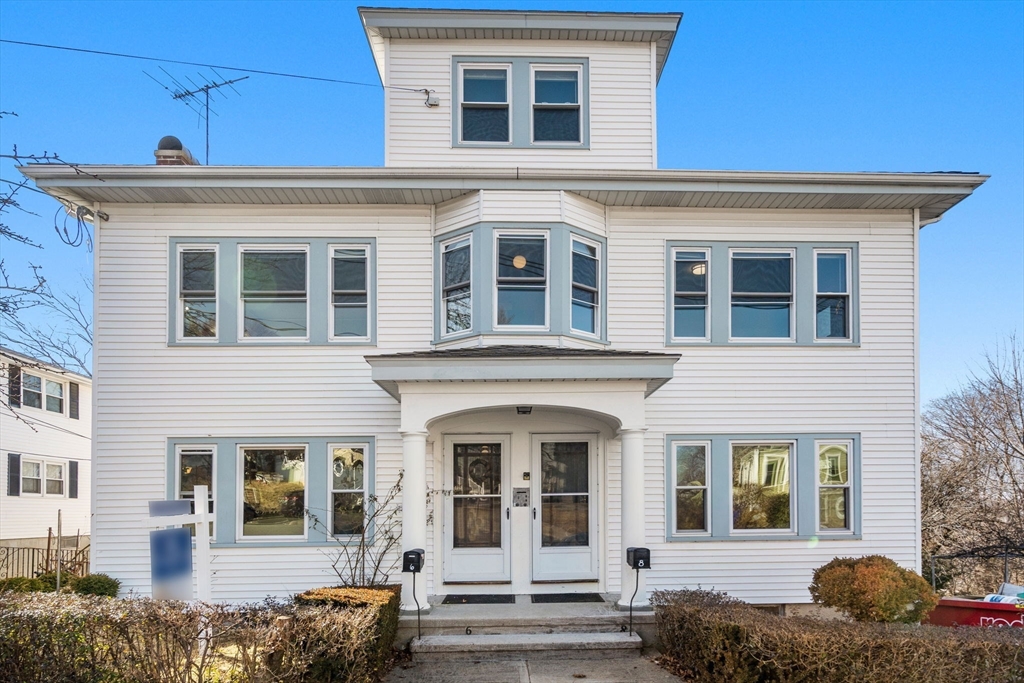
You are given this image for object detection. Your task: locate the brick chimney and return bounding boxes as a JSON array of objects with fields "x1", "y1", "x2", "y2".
[{"x1": 154, "y1": 136, "x2": 199, "y2": 165}]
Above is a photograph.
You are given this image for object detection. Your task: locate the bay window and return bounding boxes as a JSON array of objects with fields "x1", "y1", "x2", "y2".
[
  {"x1": 570, "y1": 237, "x2": 599, "y2": 335},
  {"x1": 442, "y1": 237, "x2": 472, "y2": 335},
  {"x1": 239, "y1": 446, "x2": 306, "y2": 539},
  {"x1": 240, "y1": 248, "x2": 308, "y2": 339},
  {"x1": 731, "y1": 443, "x2": 793, "y2": 531},
  {"x1": 496, "y1": 234, "x2": 547, "y2": 327},
  {"x1": 730, "y1": 251, "x2": 794, "y2": 339}
]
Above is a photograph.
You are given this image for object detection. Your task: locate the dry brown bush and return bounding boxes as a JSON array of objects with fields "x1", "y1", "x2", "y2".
[{"x1": 653, "y1": 589, "x2": 1024, "y2": 683}]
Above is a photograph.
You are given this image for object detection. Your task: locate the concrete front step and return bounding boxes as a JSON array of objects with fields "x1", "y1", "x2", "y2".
[{"x1": 409, "y1": 631, "x2": 644, "y2": 661}]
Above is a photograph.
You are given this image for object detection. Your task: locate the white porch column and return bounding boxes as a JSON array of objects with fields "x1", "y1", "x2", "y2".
[
  {"x1": 618, "y1": 427, "x2": 649, "y2": 609},
  {"x1": 400, "y1": 430, "x2": 429, "y2": 612}
]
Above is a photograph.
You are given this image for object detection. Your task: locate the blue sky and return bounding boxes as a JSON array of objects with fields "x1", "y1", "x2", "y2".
[{"x1": 1, "y1": 0, "x2": 1021, "y2": 404}]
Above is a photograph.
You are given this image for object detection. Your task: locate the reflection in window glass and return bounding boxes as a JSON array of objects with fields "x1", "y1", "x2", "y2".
[
  {"x1": 22, "y1": 374, "x2": 42, "y2": 409},
  {"x1": 241, "y1": 447, "x2": 305, "y2": 537},
  {"x1": 674, "y1": 250, "x2": 709, "y2": 339},
  {"x1": 331, "y1": 446, "x2": 365, "y2": 536},
  {"x1": 241, "y1": 251, "x2": 307, "y2": 337},
  {"x1": 45, "y1": 380, "x2": 64, "y2": 414},
  {"x1": 818, "y1": 443, "x2": 851, "y2": 530},
  {"x1": 22, "y1": 461, "x2": 41, "y2": 494},
  {"x1": 443, "y1": 238, "x2": 472, "y2": 334},
  {"x1": 179, "y1": 447, "x2": 215, "y2": 536},
  {"x1": 731, "y1": 253, "x2": 793, "y2": 338},
  {"x1": 571, "y1": 240, "x2": 599, "y2": 334},
  {"x1": 45, "y1": 463, "x2": 64, "y2": 495},
  {"x1": 462, "y1": 69, "x2": 509, "y2": 142},
  {"x1": 816, "y1": 252, "x2": 850, "y2": 339},
  {"x1": 674, "y1": 443, "x2": 707, "y2": 531},
  {"x1": 732, "y1": 444, "x2": 791, "y2": 530},
  {"x1": 452, "y1": 443, "x2": 502, "y2": 548},
  {"x1": 332, "y1": 247, "x2": 369, "y2": 338},
  {"x1": 496, "y1": 236, "x2": 547, "y2": 326},
  {"x1": 180, "y1": 249, "x2": 217, "y2": 338},
  {"x1": 541, "y1": 442, "x2": 589, "y2": 547},
  {"x1": 533, "y1": 70, "x2": 580, "y2": 142}
]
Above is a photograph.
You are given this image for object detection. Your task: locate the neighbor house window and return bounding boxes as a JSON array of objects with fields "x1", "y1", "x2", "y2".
[
  {"x1": 818, "y1": 442, "x2": 851, "y2": 531},
  {"x1": 673, "y1": 442, "x2": 709, "y2": 532},
  {"x1": 239, "y1": 447, "x2": 306, "y2": 538},
  {"x1": 21, "y1": 460, "x2": 42, "y2": 494},
  {"x1": 21, "y1": 374, "x2": 43, "y2": 410},
  {"x1": 673, "y1": 249, "x2": 709, "y2": 340},
  {"x1": 532, "y1": 66, "x2": 581, "y2": 143},
  {"x1": 731, "y1": 251, "x2": 794, "y2": 339},
  {"x1": 178, "y1": 446, "x2": 215, "y2": 536},
  {"x1": 731, "y1": 443, "x2": 793, "y2": 531},
  {"x1": 442, "y1": 237, "x2": 472, "y2": 335},
  {"x1": 179, "y1": 247, "x2": 217, "y2": 339},
  {"x1": 570, "y1": 237, "x2": 599, "y2": 335},
  {"x1": 496, "y1": 234, "x2": 547, "y2": 327},
  {"x1": 331, "y1": 246, "x2": 369, "y2": 340},
  {"x1": 45, "y1": 380, "x2": 64, "y2": 414},
  {"x1": 330, "y1": 445, "x2": 366, "y2": 536},
  {"x1": 46, "y1": 463, "x2": 65, "y2": 495},
  {"x1": 240, "y1": 248, "x2": 308, "y2": 338},
  {"x1": 815, "y1": 250, "x2": 850, "y2": 340},
  {"x1": 460, "y1": 66, "x2": 510, "y2": 143}
]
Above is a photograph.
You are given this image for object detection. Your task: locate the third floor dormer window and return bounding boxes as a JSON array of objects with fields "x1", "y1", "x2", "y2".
[
  {"x1": 532, "y1": 67, "x2": 581, "y2": 144},
  {"x1": 460, "y1": 66, "x2": 510, "y2": 143}
]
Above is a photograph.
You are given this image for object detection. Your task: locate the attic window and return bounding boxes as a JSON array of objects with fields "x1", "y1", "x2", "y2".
[
  {"x1": 532, "y1": 67, "x2": 581, "y2": 143},
  {"x1": 460, "y1": 66, "x2": 510, "y2": 143}
]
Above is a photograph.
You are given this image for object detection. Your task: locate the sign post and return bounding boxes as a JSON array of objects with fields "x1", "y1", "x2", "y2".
[{"x1": 148, "y1": 485, "x2": 212, "y2": 601}]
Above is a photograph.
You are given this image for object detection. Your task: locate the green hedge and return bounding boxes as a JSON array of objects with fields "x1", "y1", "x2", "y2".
[{"x1": 653, "y1": 589, "x2": 1024, "y2": 683}]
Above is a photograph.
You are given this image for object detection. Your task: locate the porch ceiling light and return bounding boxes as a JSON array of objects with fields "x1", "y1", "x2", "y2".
[{"x1": 516, "y1": 406, "x2": 533, "y2": 415}]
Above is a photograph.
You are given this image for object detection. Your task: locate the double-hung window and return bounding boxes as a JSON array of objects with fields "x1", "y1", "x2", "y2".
[
  {"x1": 179, "y1": 247, "x2": 217, "y2": 339},
  {"x1": 45, "y1": 380, "x2": 64, "y2": 414},
  {"x1": 21, "y1": 373, "x2": 43, "y2": 410},
  {"x1": 496, "y1": 234, "x2": 548, "y2": 327},
  {"x1": 731, "y1": 443, "x2": 793, "y2": 532},
  {"x1": 240, "y1": 248, "x2": 308, "y2": 339},
  {"x1": 460, "y1": 66, "x2": 510, "y2": 143},
  {"x1": 239, "y1": 446, "x2": 306, "y2": 539},
  {"x1": 818, "y1": 442, "x2": 852, "y2": 531},
  {"x1": 21, "y1": 460, "x2": 42, "y2": 494},
  {"x1": 672, "y1": 441, "x2": 709, "y2": 533},
  {"x1": 570, "y1": 237, "x2": 599, "y2": 335},
  {"x1": 815, "y1": 250, "x2": 851, "y2": 340},
  {"x1": 177, "y1": 446, "x2": 215, "y2": 536},
  {"x1": 46, "y1": 462, "x2": 65, "y2": 495},
  {"x1": 442, "y1": 237, "x2": 472, "y2": 335},
  {"x1": 331, "y1": 246, "x2": 369, "y2": 340},
  {"x1": 532, "y1": 66, "x2": 581, "y2": 143},
  {"x1": 731, "y1": 251, "x2": 794, "y2": 339},
  {"x1": 330, "y1": 445, "x2": 366, "y2": 536},
  {"x1": 673, "y1": 250, "x2": 709, "y2": 340}
]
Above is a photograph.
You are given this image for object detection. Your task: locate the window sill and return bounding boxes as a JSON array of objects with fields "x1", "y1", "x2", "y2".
[{"x1": 666, "y1": 533, "x2": 862, "y2": 543}]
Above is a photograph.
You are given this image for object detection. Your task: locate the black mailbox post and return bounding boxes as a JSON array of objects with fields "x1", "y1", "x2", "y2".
[
  {"x1": 626, "y1": 547, "x2": 651, "y2": 570},
  {"x1": 403, "y1": 548, "x2": 424, "y2": 573}
]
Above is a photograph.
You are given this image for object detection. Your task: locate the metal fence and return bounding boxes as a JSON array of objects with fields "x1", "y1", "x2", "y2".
[{"x1": 0, "y1": 545, "x2": 90, "y2": 579}]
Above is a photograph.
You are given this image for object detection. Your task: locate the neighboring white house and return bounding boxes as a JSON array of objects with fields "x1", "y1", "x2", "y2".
[
  {"x1": 20, "y1": 7, "x2": 986, "y2": 612},
  {"x1": 1, "y1": 348, "x2": 91, "y2": 547}
]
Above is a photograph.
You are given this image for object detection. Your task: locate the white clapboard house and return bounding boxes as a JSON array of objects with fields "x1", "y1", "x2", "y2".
[
  {"x1": 21, "y1": 7, "x2": 985, "y2": 613},
  {"x1": 1, "y1": 348, "x2": 91, "y2": 547}
]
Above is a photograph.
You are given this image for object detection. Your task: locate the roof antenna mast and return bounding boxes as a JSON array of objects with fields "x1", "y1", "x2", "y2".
[{"x1": 144, "y1": 68, "x2": 248, "y2": 164}]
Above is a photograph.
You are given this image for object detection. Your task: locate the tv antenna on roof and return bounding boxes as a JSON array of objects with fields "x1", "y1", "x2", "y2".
[{"x1": 144, "y1": 67, "x2": 248, "y2": 164}]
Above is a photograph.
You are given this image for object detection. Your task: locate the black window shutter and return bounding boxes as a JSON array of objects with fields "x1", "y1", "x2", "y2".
[
  {"x1": 8, "y1": 365, "x2": 21, "y2": 409},
  {"x1": 7, "y1": 453, "x2": 20, "y2": 496},
  {"x1": 68, "y1": 461, "x2": 79, "y2": 499},
  {"x1": 69, "y1": 382, "x2": 80, "y2": 420}
]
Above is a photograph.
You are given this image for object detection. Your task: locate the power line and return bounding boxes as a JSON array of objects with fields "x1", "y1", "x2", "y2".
[{"x1": 0, "y1": 38, "x2": 423, "y2": 93}]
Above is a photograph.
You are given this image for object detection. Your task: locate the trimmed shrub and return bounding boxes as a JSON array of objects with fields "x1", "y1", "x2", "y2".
[
  {"x1": 653, "y1": 589, "x2": 1024, "y2": 683},
  {"x1": 73, "y1": 573, "x2": 121, "y2": 597},
  {"x1": 33, "y1": 571, "x2": 78, "y2": 592},
  {"x1": 810, "y1": 555, "x2": 939, "y2": 623},
  {"x1": 0, "y1": 576, "x2": 44, "y2": 593}
]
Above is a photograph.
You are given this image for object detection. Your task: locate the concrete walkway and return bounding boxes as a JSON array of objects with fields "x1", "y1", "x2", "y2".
[{"x1": 384, "y1": 654, "x2": 679, "y2": 683}]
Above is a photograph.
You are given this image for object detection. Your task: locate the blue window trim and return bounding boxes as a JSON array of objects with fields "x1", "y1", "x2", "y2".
[
  {"x1": 166, "y1": 436, "x2": 376, "y2": 548},
  {"x1": 452, "y1": 56, "x2": 590, "y2": 150},
  {"x1": 433, "y1": 222, "x2": 607, "y2": 344},
  {"x1": 167, "y1": 237, "x2": 377, "y2": 347},
  {"x1": 664, "y1": 432, "x2": 861, "y2": 542},
  {"x1": 665, "y1": 241, "x2": 860, "y2": 346}
]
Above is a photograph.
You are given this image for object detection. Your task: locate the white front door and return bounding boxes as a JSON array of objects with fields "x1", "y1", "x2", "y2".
[
  {"x1": 531, "y1": 434, "x2": 599, "y2": 582},
  {"x1": 442, "y1": 435, "x2": 511, "y2": 584}
]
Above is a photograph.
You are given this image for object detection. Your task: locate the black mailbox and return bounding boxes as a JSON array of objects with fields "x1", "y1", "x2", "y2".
[
  {"x1": 626, "y1": 547, "x2": 651, "y2": 569},
  {"x1": 403, "y1": 548, "x2": 424, "y2": 573}
]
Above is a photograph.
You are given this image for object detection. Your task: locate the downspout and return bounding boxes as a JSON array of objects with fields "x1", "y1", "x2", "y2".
[
  {"x1": 913, "y1": 207, "x2": 922, "y2": 573},
  {"x1": 90, "y1": 201, "x2": 102, "y2": 574}
]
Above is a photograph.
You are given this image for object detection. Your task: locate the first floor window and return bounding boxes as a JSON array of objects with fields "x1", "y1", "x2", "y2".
[
  {"x1": 673, "y1": 250, "x2": 709, "y2": 339},
  {"x1": 21, "y1": 373, "x2": 42, "y2": 409},
  {"x1": 240, "y1": 447, "x2": 306, "y2": 537},
  {"x1": 673, "y1": 442, "x2": 708, "y2": 532},
  {"x1": 496, "y1": 234, "x2": 547, "y2": 327},
  {"x1": 331, "y1": 246, "x2": 369, "y2": 339},
  {"x1": 731, "y1": 443, "x2": 792, "y2": 531},
  {"x1": 45, "y1": 463, "x2": 64, "y2": 495},
  {"x1": 816, "y1": 251, "x2": 850, "y2": 340},
  {"x1": 570, "y1": 238, "x2": 599, "y2": 334},
  {"x1": 22, "y1": 460, "x2": 42, "y2": 494},
  {"x1": 241, "y1": 249, "x2": 308, "y2": 338},
  {"x1": 731, "y1": 251, "x2": 793, "y2": 339},
  {"x1": 179, "y1": 248, "x2": 217, "y2": 338},
  {"x1": 442, "y1": 237, "x2": 472, "y2": 334},
  {"x1": 178, "y1": 446, "x2": 215, "y2": 536},
  {"x1": 818, "y1": 442, "x2": 851, "y2": 531},
  {"x1": 331, "y1": 445, "x2": 366, "y2": 536}
]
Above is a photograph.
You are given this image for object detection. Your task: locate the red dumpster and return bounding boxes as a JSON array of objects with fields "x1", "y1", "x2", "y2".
[{"x1": 925, "y1": 597, "x2": 1024, "y2": 628}]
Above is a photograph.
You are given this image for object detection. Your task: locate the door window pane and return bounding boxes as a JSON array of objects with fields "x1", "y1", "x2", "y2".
[
  {"x1": 45, "y1": 380, "x2": 63, "y2": 414},
  {"x1": 453, "y1": 444, "x2": 501, "y2": 496},
  {"x1": 453, "y1": 497, "x2": 502, "y2": 548},
  {"x1": 541, "y1": 442, "x2": 588, "y2": 494},
  {"x1": 241, "y1": 251, "x2": 307, "y2": 338},
  {"x1": 241, "y1": 448, "x2": 305, "y2": 537},
  {"x1": 541, "y1": 442, "x2": 589, "y2": 547},
  {"x1": 452, "y1": 444, "x2": 502, "y2": 548},
  {"x1": 732, "y1": 444, "x2": 792, "y2": 530},
  {"x1": 542, "y1": 495, "x2": 589, "y2": 546},
  {"x1": 731, "y1": 253, "x2": 793, "y2": 339}
]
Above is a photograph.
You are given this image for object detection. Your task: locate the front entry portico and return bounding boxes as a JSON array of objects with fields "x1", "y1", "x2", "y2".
[{"x1": 366, "y1": 346, "x2": 680, "y2": 612}]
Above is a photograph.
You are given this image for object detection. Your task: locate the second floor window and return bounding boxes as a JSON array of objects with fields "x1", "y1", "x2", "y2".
[
  {"x1": 816, "y1": 251, "x2": 850, "y2": 340},
  {"x1": 532, "y1": 67, "x2": 581, "y2": 143},
  {"x1": 570, "y1": 238, "x2": 599, "y2": 335},
  {"x1": 731, "y1": 251, "x2": 793, "y2": 339},
  {"x1": 240, "y1": 248, "x2": 308, "y2": 338},
  {"x1": 461, "y1": 66, "x2": 510, "y2": 143},
  {"x1": 673, "y1": 250, "x2": 709, "y2": 340},
  {"x1": 179, "y1": 248, "x2": 217, "y2": 339},
  {"x1": 443, "y1": 237, "x2": 472, "y2": 334},
  {"x1": 496, "y1": 234, "x2": 547, "y2": 327},
  {"x1": 331, "y1": 247, "x2": 369, "y2": 339},
  {"x1": 21, "y1": 373, "x2": 64, "y2": 414}
]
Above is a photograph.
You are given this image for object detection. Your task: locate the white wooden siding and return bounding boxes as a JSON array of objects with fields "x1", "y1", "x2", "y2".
[
  {"x1": 434, "y1": 192, "x2": 480, "y2": 235},
  {"x1": 385, "y1": 39, "x2": 655, "y2": 169},
  {"x1": 561, "y1": 192, "x2": 606, "y2": 236},
  {"x1": 479, "y1": 191, "x2": 561, "y2": 224}
]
